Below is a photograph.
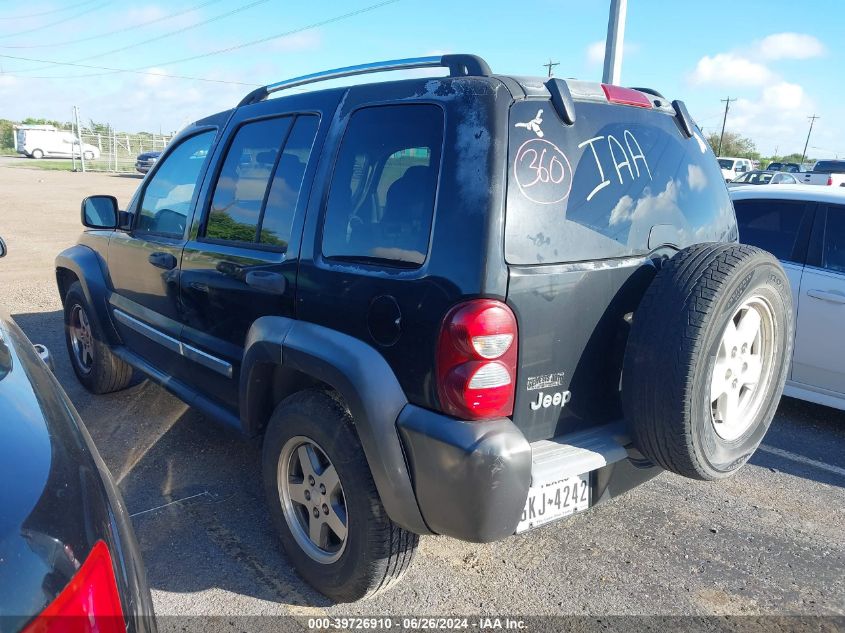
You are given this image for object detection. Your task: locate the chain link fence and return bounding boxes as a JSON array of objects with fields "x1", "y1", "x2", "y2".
[{"x1": 73, "y1": 125, "x2": 174, "y2": 173}]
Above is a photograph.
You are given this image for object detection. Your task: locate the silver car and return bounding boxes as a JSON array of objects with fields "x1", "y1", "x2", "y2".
[{"x1": 730, "y1": 184, "x2": 845, "y2": 410}]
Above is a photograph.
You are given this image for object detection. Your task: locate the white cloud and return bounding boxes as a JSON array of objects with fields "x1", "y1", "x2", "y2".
[
  {"x1": 586, "y1": 41, "x2": 605, "y2": 65},
  {"x1": 689, "y1": 53, "x2": 774, "y2": 87},
  {"x1": 687, "y1": 165, "x2": 707, "y2": 191},
  {"x1": 756, "y1": 33, "x2": 825, "y2": 61},
  {"x1": 141, "y1": 68, "x2": 169, "y2": 87}
]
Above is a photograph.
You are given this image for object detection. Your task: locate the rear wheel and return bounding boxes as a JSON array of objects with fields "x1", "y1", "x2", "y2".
[
  {"x1": 262, "y1": 390, "x2": 418, "y2": 602},
  {"x1": 623, "y1": 243, "x2": 793, "y2": 480},
  {"x1": 83, "y1": 150, "x2": 94, "y2": 160},
  {"x1": 64, "y1": 281, "x2": 134, "y2": 394}
]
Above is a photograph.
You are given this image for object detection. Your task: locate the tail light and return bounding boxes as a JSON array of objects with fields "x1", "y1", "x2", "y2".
[
  {"x1": 436, "y1": 299, "x2": 518, "y2": 420},
  {"x1": 23, "y1": 540, "x2": 125, "y2": 633},
  {"x1": 827, "y1": 176, "x2": 833, "y2": 186},
  {"x1": 601, "y1": 84, "x2": 653, "y2": 108}
]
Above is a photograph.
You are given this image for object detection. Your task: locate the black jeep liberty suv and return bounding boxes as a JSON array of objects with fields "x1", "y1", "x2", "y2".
[{"x1": 57, "y1": 55, "x2": 793, "y2": 601}]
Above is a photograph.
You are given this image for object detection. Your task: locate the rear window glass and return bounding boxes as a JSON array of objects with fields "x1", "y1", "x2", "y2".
[
  {"x1": 813, "y1": 160, "x2": 845, "y2": 174},
  {"x1": 505, "y1": 100, "x2": 735, "y2": 264},
  {"x1": 718, "y1": 159, "x2": 734, "y2": 170},
  {"x1": 321, "y1": 104, "x2": 442, "y2": 268}
]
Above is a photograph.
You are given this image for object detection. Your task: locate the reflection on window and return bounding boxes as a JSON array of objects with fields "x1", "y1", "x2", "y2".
[
  {"x1": 260, "y1": 116, "x2": 319, "y2": 248},
  {"x1": 137, "y1": 131, "x2": 214, "y2": 236},
  {"x1": 206, "y1": 117, "x2": 292, "y2": 244}
]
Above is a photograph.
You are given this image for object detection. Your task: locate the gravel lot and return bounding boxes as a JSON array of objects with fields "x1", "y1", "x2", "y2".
[{"x1": 1, "y1": 159, "x2": 843, "y2": 624}]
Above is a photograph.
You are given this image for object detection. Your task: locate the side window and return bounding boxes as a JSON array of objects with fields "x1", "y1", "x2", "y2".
[
  {"x1": 137, "y1": 131, "x2": 214, "y2": 237},
  {"x1": 321, "y1": 104, "x2": 443, "y2": 268},
  {"x1": 205, "y1": 117, "x2": 292, "y2": 244},
  {"x1": 822, "y1": 205, "x2": 845, "y2": 274},
  {"x1": 733, "y1": 199, "x2": 807, "y2": 263},
  {"x1": 260, "y1": 115, "x2": 319, "y2": 247}
]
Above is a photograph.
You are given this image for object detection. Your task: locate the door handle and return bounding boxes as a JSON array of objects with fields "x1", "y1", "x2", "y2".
[
  {"x1": 807, "y1": 289, "x2": 845, "y2": 304},
  {"x1": 148, "y1": 252, "x2": 177, "y2": 270},
  {"x1": 245, "y1": 271, "x2": 287, "y2": 294}
]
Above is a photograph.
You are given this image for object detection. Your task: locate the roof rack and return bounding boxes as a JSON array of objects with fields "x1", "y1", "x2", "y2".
[{"x1": 238, "y1": 54, "x2": 492, "y2": 107}]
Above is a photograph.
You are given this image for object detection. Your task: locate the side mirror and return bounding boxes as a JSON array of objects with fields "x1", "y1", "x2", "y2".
[
  {"x1": 0, "y1": 236, "x2": 6, "y2": 258},
  {"x1": 81, "y1": 195, "x2": 119, "y2": 229}
]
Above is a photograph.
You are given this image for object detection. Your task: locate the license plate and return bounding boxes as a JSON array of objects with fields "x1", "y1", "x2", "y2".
[{"x1": 515, "y1": 473, "x2": 590, "y2": 533}]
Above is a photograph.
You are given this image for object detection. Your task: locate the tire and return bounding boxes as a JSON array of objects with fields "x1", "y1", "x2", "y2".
[
  {"x1": 30, "y1": 149, "x2": 43, "y2": 159},
  {"x1": 63, "y1": 281, "x2": 134, "y2": 394},
  {"x1": 622, "y1": 243, "x2": 793, "y2": 480},
  {"x1": 83, "y1": 151, "x2": 94, "y2": 160},
  {"x1": 262, "y1": 389, "x2": 418, "y2": 602}
]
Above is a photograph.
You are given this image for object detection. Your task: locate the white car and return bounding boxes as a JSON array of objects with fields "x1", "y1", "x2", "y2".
[
  {"x1": 730, "y1": 184, "x2": 845, "y2": 410},
  {"x1": 719, "y1": 156, "x2": 754, "y2": 183},
  {"x1": 15, "y1": 126, "x2": 100, "y2": 160}
]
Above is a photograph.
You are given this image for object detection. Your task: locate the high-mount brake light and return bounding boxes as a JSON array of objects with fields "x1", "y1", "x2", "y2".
[
  {"x1": 23, "y1": 540, "x2": 125, "y2": 633},
  {"x1": 436, "y1": 299, "x2": 518, "y2": 420},
  {"x1": 601, "y1": 84, "x2": 653, "y2": 109}
]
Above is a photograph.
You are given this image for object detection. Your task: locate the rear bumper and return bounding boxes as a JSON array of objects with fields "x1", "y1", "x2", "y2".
[{"x1": 397, "y1": 405, "x2": 661, "y2": 542}]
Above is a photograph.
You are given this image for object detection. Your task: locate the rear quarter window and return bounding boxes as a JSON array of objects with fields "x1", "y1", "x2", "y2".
[
  {"x1": 321, "y1": 104, "x2": 443, "y2": 268},
  {"x1": 505, "y1": 100, "x2": 735, "y2": 264}
]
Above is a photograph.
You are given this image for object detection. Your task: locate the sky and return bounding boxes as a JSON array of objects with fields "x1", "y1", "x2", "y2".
[{"x1": 0, "y1": 0, "x2": 841, "y2": 158}]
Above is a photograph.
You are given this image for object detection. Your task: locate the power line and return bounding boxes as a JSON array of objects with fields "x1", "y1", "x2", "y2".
[
  {"x1": 717, "y1": 96, "x2": 736, "y2": 156},
  {"x1": 0, "y1": 0, "x2": 226, "y2": 49},
  {"x1": 13, "y1": 0, "x2": 269, "y2": 73},
  {"x1": 0, "y1": 2, "x2": 110, "y2": 39},
  {"x1": 5, "y1": 0, "x2": 403, "y2": 81},
  {"x1": 0, "y1": 54, "x2": 259, "y2": 86},
  {"x1": 0, "y1": 0, "x2": 99, "y2": 20}
]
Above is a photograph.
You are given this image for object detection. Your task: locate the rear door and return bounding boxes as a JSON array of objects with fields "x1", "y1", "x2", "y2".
[
  {"x1": 177, "y1": 100, "x2": 327, "y2": 410},
  {"x1": 791, "y1": 203, "x2": 845, "y2": 394}
]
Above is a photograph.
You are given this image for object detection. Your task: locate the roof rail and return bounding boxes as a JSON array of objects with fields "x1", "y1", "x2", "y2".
[{"x1": 237, "y1": 54, "x2": 492, "y2": 107}]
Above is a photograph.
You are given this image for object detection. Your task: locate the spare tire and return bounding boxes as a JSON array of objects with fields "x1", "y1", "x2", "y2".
[{"x1": 622, "y1": 243, "x2": 793, "y2": 480}]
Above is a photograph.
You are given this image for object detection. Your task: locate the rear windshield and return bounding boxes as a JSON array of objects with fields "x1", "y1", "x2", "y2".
[
  {"x1": 813, "y1": 160, "x2": 845, "y2": 174},
  {"x1": 718, "y1": 159, "x2": 735, "y2": 170},
  {"x1": 505, "y1": 100, "x2": 734, "y2": 264}
]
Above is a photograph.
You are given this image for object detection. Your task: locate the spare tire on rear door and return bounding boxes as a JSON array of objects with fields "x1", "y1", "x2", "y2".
[{"x1": 622, "y1": 243, "x2": 793, "y2": 480}]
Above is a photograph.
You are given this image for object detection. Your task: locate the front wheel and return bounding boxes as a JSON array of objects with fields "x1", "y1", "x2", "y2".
[
  {"x1": 262, "y1": 390, "x2": 418, "y2": 602},
  {"x1": 63, "y1": 281, "x2": 134, "y2": 394},
  {"x1": 30, "y1": 149, "x2": 43, "y2": 159},
  {"x1": 83, "y1": 150, "x2": 95, "y2": 160}
]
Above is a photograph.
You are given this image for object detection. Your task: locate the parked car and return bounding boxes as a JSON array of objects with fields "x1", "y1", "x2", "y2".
[
  {"x1": 56, "y1": 54, "x2": 793, "y2": 602},
  {"x1": 800, "y1": 160, "x2": 845, "y2": 187},
  {"x1": 0, "y1": 237, "x2": 156, "y2": 632},
  {"x1": 731, "y1": 185, "x2": 845, "y2": 411},
  {"x1": 134, "y1": 151, "x2": 162, "y2": 175},
  {"x1": 718, "y1": 156, "x2": 754, "y2": 182},
  {"x1": 15, "y1": 126, "x2": 101, "y2": 160},
  {"x1": 728, "y1": 170, "x2": 801, "y2": 187},
  {"x1": 766, "y1": 161, "x2": 805, "y2": 173}
]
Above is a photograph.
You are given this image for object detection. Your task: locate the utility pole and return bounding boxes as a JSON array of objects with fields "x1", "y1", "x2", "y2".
[
  {"x1": 717, "y1": 97, "x2": 736, "y2": 157},
  {"x1": 543, "y1": 59, "x2": 560, "y2": 77},
  {"x1": 602, "y1": 0, "x2": 628, "y2": 84},
  {"x1": 73, "y1": 105, "x2": 86, "y2": 173},
  {"x1": 800, "y1": 115, "x2": 819, "y2": 165}
]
